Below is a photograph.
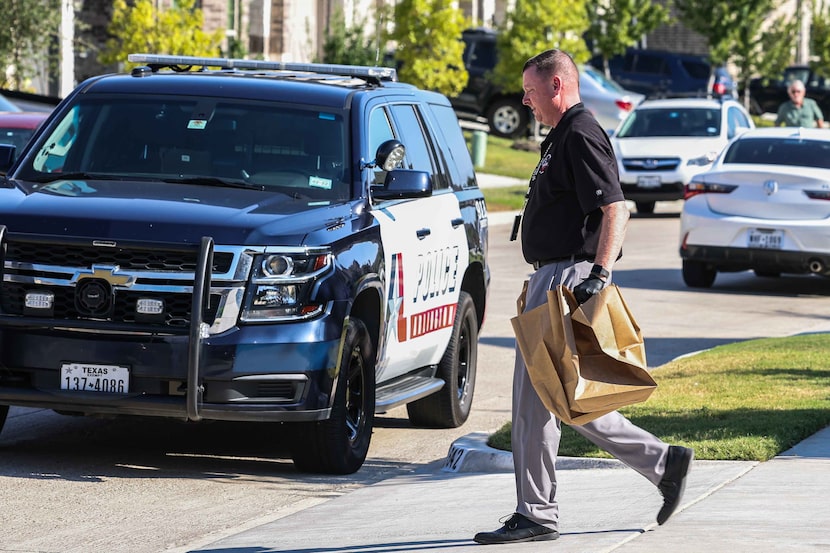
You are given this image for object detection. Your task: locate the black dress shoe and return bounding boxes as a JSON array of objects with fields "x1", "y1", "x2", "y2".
[
  {"x1": 473, "y1": 513, "x2": 559, "y2": 545},
  {"x1": 657, "y1": 445, "x2": 694, "y2": 525}
]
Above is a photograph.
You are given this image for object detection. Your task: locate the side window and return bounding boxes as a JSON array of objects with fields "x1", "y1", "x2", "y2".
[
  {"x1": 471, "y1": 40, "x2": 497, "y2": 71},
  {"x1": 681, "y1": 60, "x2": 710, "y2": 80},
  {"x1": 726, "y1": 106, "x2": 750, "y2": 139},
  {"x1": 33, "y1": 106, "x2": 80, "y2": 173},
  {"x1": 425, "y1": 103, "x2": 476, "y2": 189},
  {"x1": 635, "y1": 54, "x2": 668, "y2": 76},
  {"x1": 388, "y1": 104, "x2": 435, "y2": 174},
  {"x1": 368, "y1": 106, "x2": 396, "y2": 184}
]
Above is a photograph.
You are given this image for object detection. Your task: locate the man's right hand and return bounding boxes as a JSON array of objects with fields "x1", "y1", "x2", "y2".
[{"x1": 573, "y1": 274, "x2": 604, "y2": 304}]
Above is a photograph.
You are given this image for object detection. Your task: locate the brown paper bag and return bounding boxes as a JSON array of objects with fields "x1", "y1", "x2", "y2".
[{"x1": 511, "y1": 283, "x2": 656, "y2": 425}]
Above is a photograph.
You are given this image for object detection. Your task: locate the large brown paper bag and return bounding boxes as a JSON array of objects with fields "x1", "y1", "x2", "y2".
[{"x1": 511, "y1": 283, "x2": 656, "y2": 425}]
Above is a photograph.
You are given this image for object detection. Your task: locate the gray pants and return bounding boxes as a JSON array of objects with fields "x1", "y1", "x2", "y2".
[{"x1": 512, "y1": 260, "x2": 669, "y2": 530}]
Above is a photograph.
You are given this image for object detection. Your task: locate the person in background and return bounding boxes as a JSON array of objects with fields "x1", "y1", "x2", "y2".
[
  {"x1": 775, "y1": 80, "x2": 824, "y2": 128},
  {"x1": 472, "y1": 49, "x2": 694, "y2": 546}
]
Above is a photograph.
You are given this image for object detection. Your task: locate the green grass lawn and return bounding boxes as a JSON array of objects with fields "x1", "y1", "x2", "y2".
[{"x1": 487, "y1": 334, "x2": 830, "y2": 461}]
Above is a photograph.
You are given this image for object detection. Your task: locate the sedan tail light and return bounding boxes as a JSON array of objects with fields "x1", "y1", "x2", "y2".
[
  {"x1": 684, "y1": 180, "x2": 737, "y2": 200},
  {"x1": 615, "y1": 99, "x2": 634, "y2": 111}
]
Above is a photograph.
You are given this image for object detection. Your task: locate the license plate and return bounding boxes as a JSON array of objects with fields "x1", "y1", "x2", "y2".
[
  {"x1": 61, "y1": 363, "x2": 130, "y2": 393},
  {"x1": 637, "y1": 175, "x2": 661, "y2": 188},
  {"x1": 748, "y1": 229, "x2": 783, "y2": 249}
]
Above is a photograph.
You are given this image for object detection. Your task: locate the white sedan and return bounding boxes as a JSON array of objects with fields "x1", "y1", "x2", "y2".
[
  {"x1": 679, "y1": 127, "x2": 830, "y2": 288},
  {"x1": 612, "y1": 97, "x2": 754, "y2": 214}
]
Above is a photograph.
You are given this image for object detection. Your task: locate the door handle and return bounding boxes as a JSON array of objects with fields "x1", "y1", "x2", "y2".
[
  {"x1": 416, "y1": 228, "x2": 431, "y2": 240},
  {"x1": 451, "y1": 217, "x2": 464, "y2": 228}
]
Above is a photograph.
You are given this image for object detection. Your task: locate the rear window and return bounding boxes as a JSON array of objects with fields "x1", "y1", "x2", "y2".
[
  {"x1": 723, "y1": 137, "x2": 830, "y2": 169},
  {"x1": 680, "y1": 60, "x2": 710, "y2": 80}
]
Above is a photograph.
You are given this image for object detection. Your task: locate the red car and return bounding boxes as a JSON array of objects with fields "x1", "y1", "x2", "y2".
[{"x1": 0, "y1": 111, "x2": 49, "y2": 153}]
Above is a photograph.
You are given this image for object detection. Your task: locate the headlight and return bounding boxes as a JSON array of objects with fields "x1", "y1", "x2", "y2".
[
  {"x1": 687, "y1": 152, "x2": 718, "y2": 166},
  {"x1": 241, "y1": 249, "x2": 332, "y2": 322}
]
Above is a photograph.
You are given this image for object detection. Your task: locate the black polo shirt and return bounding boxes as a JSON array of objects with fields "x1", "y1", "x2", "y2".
[{"x1": 520, "y1": 103, "x2": 625, "y2": 264}]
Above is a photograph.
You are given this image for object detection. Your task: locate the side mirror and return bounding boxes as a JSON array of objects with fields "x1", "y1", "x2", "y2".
[
  {"x1": 371, "y1": 169, "x2": 432, "y2": 200},
  {"x1": 0, "y1": 144, "x2": 16, "y2": 174}
]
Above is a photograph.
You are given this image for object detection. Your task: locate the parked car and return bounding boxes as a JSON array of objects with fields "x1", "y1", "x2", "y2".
[
  {"x1": 0, "y1": 54, "x2": 490, "y2": 475},
  {"x1": 748, "y1": 65, "x2": 830, "y2": 116},
  {"x1": 591, "y1": 48, "x2": 736, "y2": 98},
  {"x1": 680, "y1": 127, "x2": 830, "y2": 288},
  {"x1": 451, "y1": 28, "x2": 642, "y2": 137},
  {"x1": 0, "y1": 93, "x2": 22, "y2": 113},
  {"x1": 611, "y1": 96, "x2": 754, "y2": 213},
  {"x1": 0, "y1": 111, "x2": 49, "y2": 157},
  {"x1": 580, "y1": 64, "x2": 644, "y2": 132}
]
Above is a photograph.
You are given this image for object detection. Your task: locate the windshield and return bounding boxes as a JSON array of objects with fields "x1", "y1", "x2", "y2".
[
  {"x1": 19, "y1": 96, "x2": 350, "y2": 200},
  {"x1": 616, "y1": 107, "x2": 721, "y2": 138},
  {"x1": 723, "y1": 137, "x2": 830, "y2": 169}
]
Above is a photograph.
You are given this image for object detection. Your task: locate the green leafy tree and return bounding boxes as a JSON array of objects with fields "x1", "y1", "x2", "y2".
[
  {"x1": 676, "y1": 0, "x2": 795, "y2": 109},
  {"x1": 491, "y1": 0, "x2": 590, "y2": 94},
  {"x1": 811, "y1": 1, "x2": 830, "y2": 77},
  {"x1": 585, "y1": 0, "x2": 671, "y2": 77},
  {"x1": 386, "y1": 0, "x2": 468, "y2": 96},
  {"x1": 0, "y1": 0, "x2": 61, "y2": 90},
  {"x1": 100, "y1": 0, "x2": 224, "y2": 68},
  {"x1": 318, "y1": 5, "x2": 391, "y2": 66}
]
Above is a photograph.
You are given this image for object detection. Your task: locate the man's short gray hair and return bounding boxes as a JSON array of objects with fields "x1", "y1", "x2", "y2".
[{"x1": 523, "y1": 49, "x2": 578, "y2": 83}]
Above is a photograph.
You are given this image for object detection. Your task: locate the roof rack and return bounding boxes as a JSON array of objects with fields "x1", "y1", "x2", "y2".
[{"x1": 127, "y1": 54, "x2": 397, "y2": 84}]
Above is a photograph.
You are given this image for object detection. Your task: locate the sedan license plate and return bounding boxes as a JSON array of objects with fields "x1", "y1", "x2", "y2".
[
  {"x1": 61, "y1": 363, "x2": 130, "y2": 393},
  {"x1": 637, "y1": 175, "x2": 661, "y2": 188},
  {"x1": 748, "y1": 229, "x2": 783, "y2": 250}
]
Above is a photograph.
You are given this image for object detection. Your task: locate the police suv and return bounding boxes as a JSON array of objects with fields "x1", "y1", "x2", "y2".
[{"x1": 0, "y1": 55, "x2": 490, "y2": 474}]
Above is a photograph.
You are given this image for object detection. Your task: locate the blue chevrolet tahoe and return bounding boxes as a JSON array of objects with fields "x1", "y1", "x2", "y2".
[{"x1": 0, "y1": 55, "x2": 489, "y2": 474}]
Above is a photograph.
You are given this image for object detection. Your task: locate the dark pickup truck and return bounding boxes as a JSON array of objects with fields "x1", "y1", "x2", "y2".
[{"x1": 748, "y1": 65, "x2": 830, "y2": 116}]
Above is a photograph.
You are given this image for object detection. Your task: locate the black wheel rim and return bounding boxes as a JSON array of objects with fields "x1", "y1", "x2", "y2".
[
  {"x1": 344, "y1": 346, "x2": 366, "y2": 443},
  {"x1": 455, "y1": 317, "x2": 472, "y2": 408}
]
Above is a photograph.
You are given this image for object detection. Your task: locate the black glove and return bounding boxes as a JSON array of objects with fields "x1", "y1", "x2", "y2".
[{"x1": 572, "y1": 274, "x2": 605, "y2": 305}]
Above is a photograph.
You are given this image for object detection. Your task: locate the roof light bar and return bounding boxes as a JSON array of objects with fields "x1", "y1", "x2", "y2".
[{"x1": 127, "y1": 54, "x2": 397, "y2": 82}]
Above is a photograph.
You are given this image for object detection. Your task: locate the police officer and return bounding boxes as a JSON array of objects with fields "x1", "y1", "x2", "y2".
[{"x1": 474, "y1": 49, "x2": 694, "y2": 545}]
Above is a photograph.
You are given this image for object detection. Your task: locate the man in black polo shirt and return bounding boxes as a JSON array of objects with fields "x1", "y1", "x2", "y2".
[{"x1": 474, "y1": 49, "x2": 694, "y2": 545}]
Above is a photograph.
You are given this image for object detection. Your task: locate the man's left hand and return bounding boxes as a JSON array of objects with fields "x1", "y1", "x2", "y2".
[{"x1": 573, "y1": 274, "x2": 604, "y2": 304}]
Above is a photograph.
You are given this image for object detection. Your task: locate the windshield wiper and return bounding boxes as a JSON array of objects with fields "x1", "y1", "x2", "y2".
[
  {"x1": 163, "y1": 176, "x2": 265, "y2": 191},
  {"x1": 31, "y1": 172, "x2": 115, "y2": 184}
]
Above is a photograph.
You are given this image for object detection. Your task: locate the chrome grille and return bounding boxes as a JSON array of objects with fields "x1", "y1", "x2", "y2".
[
  {"x1": 623, "y1": 157, "x2": 681, "y2": 172},
  {"x1": 1, "y1": 237, "x2": 250, "y2": 333},
  {"x1": 6, "y1": 242, "x2": 233, "y2": 272}
]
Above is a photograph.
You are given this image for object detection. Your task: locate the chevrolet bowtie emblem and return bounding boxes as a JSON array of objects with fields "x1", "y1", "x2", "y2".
[{"x1": 73, "y1": 265, "x2": 135, "y2": 287}]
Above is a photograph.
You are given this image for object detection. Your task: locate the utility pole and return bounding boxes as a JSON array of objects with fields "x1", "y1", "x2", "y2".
[{"x1": 60, "y1": 0, "x2": 75, "y2": 97}]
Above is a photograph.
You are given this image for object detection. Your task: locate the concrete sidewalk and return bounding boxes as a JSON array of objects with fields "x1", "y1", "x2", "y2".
[
  {"x1": 176, "y1": 173, "x2": 829, "y2": 552},
  {"x1": 182, "y1": 426, "x2": 830, "y2": 552}
]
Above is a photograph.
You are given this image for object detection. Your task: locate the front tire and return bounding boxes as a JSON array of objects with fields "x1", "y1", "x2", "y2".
[
  {"x1": 486, "y1": 98, "x2": 529, "y2": 139},
  {"x1": 407, "y1": 291, "x2": 478, "y2": 428},
  {"x1": 682, "y1": 259, "x2": 716, "y2": 288},
  {"x1": 291, "y1": 318, "x2": 375, "y2": 474}
]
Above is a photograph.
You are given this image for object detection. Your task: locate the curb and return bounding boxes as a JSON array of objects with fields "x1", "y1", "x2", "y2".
[{"x1": 442, "y1": 431, "x2": 627, "y2": 473}]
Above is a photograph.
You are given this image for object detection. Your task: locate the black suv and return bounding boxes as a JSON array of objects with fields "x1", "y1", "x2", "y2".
[
  {"x1": 450, "y1": 28, "x2": 531, "y2": 138},
  {"x1": 0, "y1": 55, "x2": 490, "y2": 474}
]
